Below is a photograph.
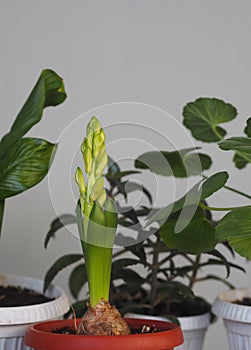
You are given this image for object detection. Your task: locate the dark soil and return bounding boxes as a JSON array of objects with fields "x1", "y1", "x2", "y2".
[
  {"x1": 0, "y1": 285, "x2": 53, "y2": 307},
  {"x1": 52, "y1": 324, "x2": 160, "y2": 335},
  {"x1": 233, "y1": 297, "x2": 251, "y2": 306}
]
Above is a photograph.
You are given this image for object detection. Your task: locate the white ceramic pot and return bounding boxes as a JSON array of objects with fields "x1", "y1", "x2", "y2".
[
  {"x1": 212, "y1": 288, "x2": 251, "y2": 350},
  {"x1": 125, "y1": 312, "x2": 210, "y2": 350},
  {"x1": 0, "y1": 274, "x2": 70, "y2": 350}
]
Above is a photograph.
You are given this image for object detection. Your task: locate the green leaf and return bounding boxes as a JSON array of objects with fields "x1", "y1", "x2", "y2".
[
  {"x1": 219, "y1": 137, "x2": 251, "y2": 168},
  {"x1": 0, "y1": 138, "x2": 56, "y2": 199},
  {"x1": 64, "y1": 300, "x2": 87, "y2": 319},
  {"x1": 135, "y1": 148, "x2": 212, "y2": 177},
  {"x1": 69, "y1": 263, "x2": 87, "y2": 300},
  {"x1": 183, "y1": 97, "x2": 237, "y2": 142},
  {"x1": 44, "y1": 214, "x2": 76, "y2": 249},
  {"x1": 0, "y1": 69, "x2": 66, "y2": 158},
  {"x1": 215, "y1": 206, "x2": 251, "y2": 260},
  {"x1": 117, "y1": 181, "x2": 152, "y2": 204},
  {"x1": 159, "y1": 206, "x2": 216, "y2": 254},
  {"x1": 112, "y1": 258, "x2": 140, "y2": 275},
  {"x1": 244, "y1": 117, "x2": 251, "y2": 137},
  {"x1": 147, "y1": 172, "x2": 228, "y2": 226},
  {"x1": 44, "y1": 254, "x2": 83, "y2": 292}
]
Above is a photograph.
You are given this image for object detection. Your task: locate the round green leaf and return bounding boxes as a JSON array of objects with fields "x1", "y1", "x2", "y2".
[
  {"x1": 183, "y1": 98, "x2": 237, "y2": 142},
  {"x1": 215, "y1": 206, "x2": 251, "y2": 260}
]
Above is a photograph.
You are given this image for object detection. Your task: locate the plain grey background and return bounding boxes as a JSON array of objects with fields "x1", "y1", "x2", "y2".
[{"x1": 1, "y1": 1, "x2": 251, "y2": 349}]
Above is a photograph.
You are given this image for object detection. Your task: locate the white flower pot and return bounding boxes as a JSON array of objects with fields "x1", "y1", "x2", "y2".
[
  {"x1": 212, "y1": 288, "x2": 251, "y2": 350},
  {"x1": 0, "y1": 274, "x2": 69, "y2": 350},
  {"x1": 125, "y1": 312, "x2": 210, "y2": 350}
]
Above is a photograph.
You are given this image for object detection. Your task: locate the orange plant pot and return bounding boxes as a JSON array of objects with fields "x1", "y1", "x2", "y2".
[{"x1": 25, "y1": 318, "x2": 183, "y2": 350}]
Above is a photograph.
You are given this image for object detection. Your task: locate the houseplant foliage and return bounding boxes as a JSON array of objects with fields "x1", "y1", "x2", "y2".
[{"x1": 0, "y1": 69, "x2": 66, "y2": 235}]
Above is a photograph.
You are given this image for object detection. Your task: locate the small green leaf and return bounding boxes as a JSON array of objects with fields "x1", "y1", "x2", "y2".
[
  {"x1": 135, "y1": 148, "x2": 212, "y2": 177},
  {"x1": 69, "y1": 263, "x2": 87, "y2": 300},
  {"x1": 183, "y1": 98, "x2": 237, "y2": 142},
  {"x1": 244, "y1": 117, "x2": 251, "y2": 137},
  {"x1": 219, "y1": 137, "x2": 251, "y2": 168},
  {"x1": 44, "y1": 254, "x2": 83, "y2": 292},
  {"x1": 216, "y1": 206, "x2": 251, "y2": 260},
  {"x1": 112, "y1": 258, "x2": 140, "y2": 275},
  {"x1": 200, "y1": 171, "x2": 229, "y2": 199},
  {"x1": 159, "y1": 206, "x2": 216, "y2": 254},
  {"x1": 0, "y1": 138, "x2": 56, "y2": 199}
]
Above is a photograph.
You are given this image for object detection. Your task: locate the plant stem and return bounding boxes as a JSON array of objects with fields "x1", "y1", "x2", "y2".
[
  {"x1": 199, "y1": 202, "x2": 249, "y2": 212},
  {"x1": 223, "y1": 185, "x2": 251, "y2": 200},
  {"x1": 189, "y1": 254, "x2": 201, "y2": 289},
  {"x1": 150, "y1": 232, "x2": 160, "y2": 312}
]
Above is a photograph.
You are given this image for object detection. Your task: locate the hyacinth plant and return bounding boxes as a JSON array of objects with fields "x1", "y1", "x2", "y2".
[{"x1": 74, "y1": 116, "x2": 130, "y2": 335}]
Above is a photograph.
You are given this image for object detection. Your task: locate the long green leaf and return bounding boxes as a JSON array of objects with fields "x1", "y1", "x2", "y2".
[
  {"x1": 183, "y1": 97, "x2": 237, "y2": 142},
  {"x1": 0, "y1": 138, "x2": 56, "y2": 199},
  {"x1": 0, "y1": 69, "x2": 66, "y2": 157},
  {"x1": 44, "y1": 214, "x2": 76, "y2": 249},
  {"x1": 215, "y1": 206, "x2": 251, "y2": 260},
  {"x1": 69, "y1": 263, "x2": 87, "y2": 300},
  {"x1": 44, "y1": 254, "x2": 83, "y2": 292}
]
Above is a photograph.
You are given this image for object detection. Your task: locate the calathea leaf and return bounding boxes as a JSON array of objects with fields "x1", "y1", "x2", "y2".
[
  {"x1": 0, "y1": 138, "x2": 56, "y2": 199},
  {"x1": 183, "y1": 97, "x2": 237, "y2": 142}
]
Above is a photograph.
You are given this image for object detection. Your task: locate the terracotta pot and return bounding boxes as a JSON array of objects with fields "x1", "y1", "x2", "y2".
[
  {"x1": 0, "y1": 274, "x2": 70, "y2": 350},
  {"x1": 125, "y1": 312, "x2": 211, "y2": 350},
  {"x1": 25, "y1": 318, "x2": 184, "y2": 350}
]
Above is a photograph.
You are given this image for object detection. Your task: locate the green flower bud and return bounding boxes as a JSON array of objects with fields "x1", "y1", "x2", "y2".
[
  {"x1": 75, "y1": 167, "x2": 86, "y2": 195},
  {"x1": 88, "y1": 116, "x2": 101, "y2": 133},
  {"x1": 95, "y1": 145, "x2": 108, "y2": 177},
  {"x1": 90, "y1": 176, "x2": 105, "y2": 202},
  {"x1": 83, "y1": 146, "x2": 93, "y2": 174},
  {"x1": 93, "y1": 130, "x2": 105, "y2": 157},
  {"x1": 97, "y1": 189, "x2": 106, "y2": 207}
]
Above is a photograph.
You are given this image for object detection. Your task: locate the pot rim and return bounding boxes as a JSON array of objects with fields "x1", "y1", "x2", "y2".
[{"x1": 25, "y1": 318, "x2": 184, "y2": 350}]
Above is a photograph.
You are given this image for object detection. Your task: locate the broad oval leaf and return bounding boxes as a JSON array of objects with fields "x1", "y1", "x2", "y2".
[
  {"x1": 215, "y1": 206, "x2": 251, "y2": 260},
  {"x1": 135, "y1": 148, "x2": 211, "y2": 177},
  {"x1": 183, "y1": 98, "x2": 237, "y2": 142},
  {"x1": 0, "y1": 138, "x2": 56, "y2": 199},
  {"x1": 159, "y1": 206, "x2": 216, "y2": 254}
]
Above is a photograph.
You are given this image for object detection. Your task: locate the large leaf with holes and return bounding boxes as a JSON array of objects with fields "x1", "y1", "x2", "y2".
[
  {"x1": 215, "y1": 207, "x2": 251, "y2": 260},
  {"x1": 159, "y1": 206, "x2": 216, "y2": 254},
  {"x1": 183, "y1": 98, "x2": 237, "y2": 142},
  {"x1": 135, "y1": 148, "x2": 211, "y2": 177},
  {"x1": 147, "y1": 172, "x2": 228, "y2": 226},
  {"x1": 0, "y1": 138, "x2": 56, "y2": 199}
]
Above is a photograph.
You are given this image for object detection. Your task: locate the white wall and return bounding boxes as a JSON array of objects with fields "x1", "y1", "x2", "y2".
[{"x1": 1, "y1": 1, "x2": 251, "y2": 349}]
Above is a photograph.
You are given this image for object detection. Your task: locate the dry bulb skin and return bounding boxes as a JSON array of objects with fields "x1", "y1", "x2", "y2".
[{"x1": 77, "y1": 299, "x2": 130, "y2": 336}]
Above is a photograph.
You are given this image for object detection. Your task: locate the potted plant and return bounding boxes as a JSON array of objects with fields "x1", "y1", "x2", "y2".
[
  {"x1": 0, "y1": 69, "x2": 70, "y2": 350},
  {"x1": 41, "y1": 98, "x2": 250, "y2": 350},
  {"x1": 25, "y1": 117, "x2": 184, "y2": 350}
]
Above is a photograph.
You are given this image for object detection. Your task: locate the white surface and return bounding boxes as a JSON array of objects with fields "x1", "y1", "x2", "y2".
[{"x1": 1, "y1": 2, "x2": 251, "y2": 349}]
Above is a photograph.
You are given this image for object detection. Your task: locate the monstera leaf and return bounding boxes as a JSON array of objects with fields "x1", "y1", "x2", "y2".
[
  {"x1": 135, "y1": 147, "x2": 211, "y2": 177},
  {"x1": 183, "y1": 98, "x2": 237, "y2": 142},
  {"x1": 0, "y1": 69, "x2": 66, "y2": 235},
  {"x1": 216, "y1": 207, "x2": 251, "y2": 260}
]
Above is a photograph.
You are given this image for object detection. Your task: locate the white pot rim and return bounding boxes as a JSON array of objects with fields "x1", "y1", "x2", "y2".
[
  {"x1": 0, "y1": 274, "x2": 70, "y2": 325},
  {"x1": 212, "y1": 287, "x2": 251, "y2": 323}
]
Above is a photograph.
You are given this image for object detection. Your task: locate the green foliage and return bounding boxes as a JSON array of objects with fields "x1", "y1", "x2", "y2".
[
  {"x1": 183, "y1": 97, "x2": 237, "y2": 142},
  {"x1": 135, "y1": 148, "x2": 211, "y2": 177},
  {"x1": 0, "y1": 69, "x2": 66, "y2": 235}
]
